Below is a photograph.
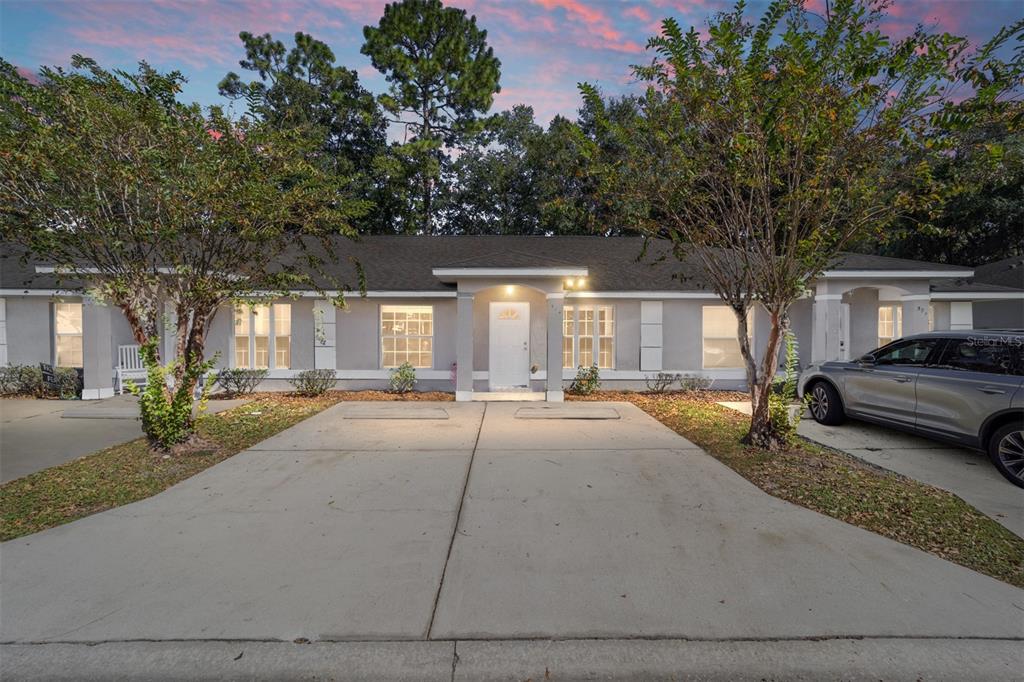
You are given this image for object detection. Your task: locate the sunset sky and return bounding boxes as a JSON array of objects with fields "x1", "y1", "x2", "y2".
[{"x1": 2, "y1": 0, "x2": 1021, "y2": 126}]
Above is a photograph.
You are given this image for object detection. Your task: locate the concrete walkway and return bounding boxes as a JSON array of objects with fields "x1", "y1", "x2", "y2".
[
  {"x1": 719, "y1": 401, "x2": 1024, "y2": 537},
  {"x1": 2, "y1": 401, "x2": 1022, "y2": 678},
  {"x1": 0, "y1": 395, "x2": 247, "y2": 483}
]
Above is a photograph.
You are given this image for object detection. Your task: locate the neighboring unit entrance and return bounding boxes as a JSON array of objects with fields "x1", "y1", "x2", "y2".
[{"x1": 489, "y1": 301, "x2": 531, "y2": 390}]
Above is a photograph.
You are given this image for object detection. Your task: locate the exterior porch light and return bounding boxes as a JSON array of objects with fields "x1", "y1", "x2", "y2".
[{"x1": 505, "y1": 285, "x2": 515, "y2": 295}]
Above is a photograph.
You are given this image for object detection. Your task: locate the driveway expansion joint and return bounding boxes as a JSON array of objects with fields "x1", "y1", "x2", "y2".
[{"x1": 427, "y1": 402, "x2": 487, "y2": 640}]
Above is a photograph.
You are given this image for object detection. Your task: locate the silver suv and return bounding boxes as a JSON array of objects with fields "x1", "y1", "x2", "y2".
[{"x1": 798, "y1": 331, "x2": 1024, "y2": 487}]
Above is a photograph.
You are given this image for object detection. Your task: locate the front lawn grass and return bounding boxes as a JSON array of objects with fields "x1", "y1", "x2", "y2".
[
  {"x1": 0, "y1": 393, "x2": 345, "y2": 541},
  {"x1": 572, "y1": 391, "x2": 1024, "y2": 588}
]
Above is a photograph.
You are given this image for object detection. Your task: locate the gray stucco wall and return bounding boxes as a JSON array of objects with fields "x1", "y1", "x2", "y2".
[
  {"x1": 974, "y1": 300, "x2": 1024, "y2": 329},
  {"x1": 845, "y1": 287, "x2": 880, "y2": 358},
  {"x1": 788, "y1": 298, "x2": 813, "y2": 369}
]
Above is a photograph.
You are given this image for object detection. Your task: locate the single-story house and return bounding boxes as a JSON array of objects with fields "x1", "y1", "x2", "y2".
[{"x1": 1, "y1": 237, "x2": 1022, "y2": 401}]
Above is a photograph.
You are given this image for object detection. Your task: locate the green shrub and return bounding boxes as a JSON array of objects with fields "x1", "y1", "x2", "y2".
[
  {"x1": 568, "y1": 364, "x2": 601, "y2": 395},
  {"x1": 215, "y1": 368, "x2": 268, "y2": 396},
  {"x1": 0, "y1": 365, "x2": 44, "y2": 396},
  {"x1": 768, "y1": 330, "x2": 802, "y2": 444},
  {"x1": 126, "y1": 340, "x2": 214, "y2": 449},
  {"x1": 679, "y1": 373, "x2": 713, "y2": 392},
  {"x1": 289, "y1": 369, "x2": 336, "y2": 396},
  {"x1": 388, "y1": 362, "x2": 417, "y2": 393},
  {"x1": 54, "y1": 367, "x2": 82, "y2": 399}
]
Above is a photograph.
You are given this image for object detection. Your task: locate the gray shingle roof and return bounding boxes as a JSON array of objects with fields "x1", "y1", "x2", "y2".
[
  {"x1": 973, "y1": 255, "x2": 1024, "y2": 290},
  {"x1": 2, "y1": 237, "x2": 976, "y2": 293}
]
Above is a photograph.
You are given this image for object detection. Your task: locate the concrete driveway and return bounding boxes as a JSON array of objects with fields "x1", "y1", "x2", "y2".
[
  {"x1": 2, "y1": 401, "x2": 1022, "y2": 676},
  {"x1": 0, "y1": 395, "x2": 246, "y2": 482}
]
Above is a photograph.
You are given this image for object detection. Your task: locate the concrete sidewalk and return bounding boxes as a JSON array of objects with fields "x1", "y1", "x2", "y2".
[
  {"x1": 3, "y1": 638, "x2": 1021, "y2": 681},
  {"x1": 719, "y1": 401, "x2": 1024, "y2": 537},
  {"x1": 1, "y1": 400, "x2": 1022, "y2": 678},
  {"x1": 0, "y1": 395, "x2": 247, "y2": 482}
]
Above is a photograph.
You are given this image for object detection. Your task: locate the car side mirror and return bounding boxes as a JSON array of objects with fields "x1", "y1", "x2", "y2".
[{"x1": 858, "y1": 353, "x2": 876, "y2": 365}]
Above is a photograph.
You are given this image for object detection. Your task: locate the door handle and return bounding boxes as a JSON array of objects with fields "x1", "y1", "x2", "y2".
[
  {"x1": 892, "y1": 375, "x2": 913, "y2": 383},
  {"x1": 978, "y1": 386, "x2": 1006, "y2": 395}
]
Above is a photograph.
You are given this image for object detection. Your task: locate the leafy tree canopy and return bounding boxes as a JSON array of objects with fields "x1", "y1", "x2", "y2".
[
  {"x1": 579, "y1": 0, "x2": 1023, "y2": 446},
  {"x1": 0, "y1": 56, "x2": 364, "y2": 446}
]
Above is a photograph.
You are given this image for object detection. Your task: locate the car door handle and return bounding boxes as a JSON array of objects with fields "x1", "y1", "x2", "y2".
[
  {"x1": 977, "y1": 386, "x2": 1006, "y2": 395},
  {"x1": 892, "y1": 375, "x2": 913, "y2": 383}
]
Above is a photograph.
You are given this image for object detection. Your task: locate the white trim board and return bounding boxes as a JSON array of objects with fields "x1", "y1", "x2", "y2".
[
  {"x1": 930, "y1": 292, "x2": 1024, "y2": 301},
  {"x1": 216, "y1": 368, "x2": 753, "y2": 381},
  {"x1": 820, "y1": 269, "x2": 973, "y2": 279},
  {"x1": 432, "y1": 267, "x2": 588, "y2": 279}
]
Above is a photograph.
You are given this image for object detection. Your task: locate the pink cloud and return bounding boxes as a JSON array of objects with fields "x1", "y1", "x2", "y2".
[
  {"x1": 531, "y1": 0, "x2": 622, "y2": 42},
  {"x1": 623, "y1": 5, "x2": 652, "y2": 23}
]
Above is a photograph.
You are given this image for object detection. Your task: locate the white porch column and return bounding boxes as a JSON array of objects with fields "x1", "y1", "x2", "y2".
[
  {"x1": 545, "y1": 292, "x2": 564, "y2": 402},
  {"x1": 901, "y1": 295, "x2": 931, "y2": 336},
  {"x1": 313, "y1": 299, "x2": 337, "y2": 370},
  {"x1": 455, "y1": 291, "x2": 474, "y2": 401},
  {"x1": 812, "y1": 294, "x2": 842, "y2": 363},
  {"x1": 949, "y1": 301, "x2": 974, "y2": 330},
  {"x1": 82, "y1": 299, "x2": 115, "y2": 400}
]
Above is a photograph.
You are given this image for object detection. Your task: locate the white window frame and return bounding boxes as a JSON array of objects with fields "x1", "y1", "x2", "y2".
[
  {"x1": 53, "y1": 301, "x2": 83, "y2": 367},
  {"x1": 562, "y1": 304, "x2": 615, "y2": 369},
  {"x1": 878, "y1": 303, "x2": 903, "y2": 347},
  {"x1": 234, "y1": 303, "x2": 291, "y2": 369},
  {"x1": 701, "y1": 305, "x2": 754, "y2": 370},
  {"x1": 380, "y1": 305, "x2": 434, "y2": 369}
]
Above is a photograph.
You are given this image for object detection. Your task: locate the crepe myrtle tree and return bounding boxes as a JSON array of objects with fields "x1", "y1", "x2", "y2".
[
  {"x1": 580, "y1": 0, "x2": 1023, "y2": 448},
  {"x1": 0, "y1": 57, "x2": 366, "y2": 448}
]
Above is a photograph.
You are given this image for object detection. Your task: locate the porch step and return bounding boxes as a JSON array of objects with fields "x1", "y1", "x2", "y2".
[{"x1": 471, "y1": 391, "x2": 546, "y2": 402}]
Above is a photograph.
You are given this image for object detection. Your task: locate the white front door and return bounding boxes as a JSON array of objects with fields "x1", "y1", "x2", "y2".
[{"x1": 489, "y1": 301, "x2": 530, "y2": 390}]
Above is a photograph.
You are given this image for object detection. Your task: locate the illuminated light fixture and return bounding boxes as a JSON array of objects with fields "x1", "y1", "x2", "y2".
[
  {"x1": 505, "y1": 285, "x2": 515, "y2": 295},
  {"x1": 565, "y1": 279, "x2": 574, "y2": 288},
  {"x1": 576, "y1": 278, "x2": 585, "y2": 288}
]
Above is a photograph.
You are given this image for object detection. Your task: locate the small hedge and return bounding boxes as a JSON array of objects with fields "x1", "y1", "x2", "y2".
[
  {"x1": 389, "y1": 362, "x2": 417, "y2": 393},
  {"x1": 214, "y1": 368, "x2": 268, "y2": 396},
  {"x1": 289, "y1": 369, "x2": 337, "y2": 396},
  {"x1": 567, "y1": 364, "x2": 601, "y2": 395},
  {"x1": 0, "y1": 364, "x2": 81, "y2": 399}
]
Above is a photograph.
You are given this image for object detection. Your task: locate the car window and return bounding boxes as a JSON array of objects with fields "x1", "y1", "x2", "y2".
[
  {"x1": 938, "y1": 337, "x2": 1024, "y2": 376},
  {"x1": 873, "y1": 339, "x2": 939, "y2": 366}
]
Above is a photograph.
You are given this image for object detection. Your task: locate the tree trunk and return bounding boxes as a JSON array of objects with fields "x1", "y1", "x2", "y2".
[{"x1": 737, "y1": 306, "x2": 789, "y2": 450}]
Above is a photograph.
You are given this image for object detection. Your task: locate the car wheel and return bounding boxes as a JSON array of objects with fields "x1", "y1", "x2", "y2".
[
  {"x1": 807, "y1": 381, "x2": 845, "y2": 426},
  {"x1": 988, "y1": 422, "x2": 1024, "y2": 489}
]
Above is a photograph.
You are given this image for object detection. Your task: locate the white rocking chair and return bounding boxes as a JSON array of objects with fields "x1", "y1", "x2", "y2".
[{"x1": 115, "y1": 344, "x2": 147, "y2": 394}]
